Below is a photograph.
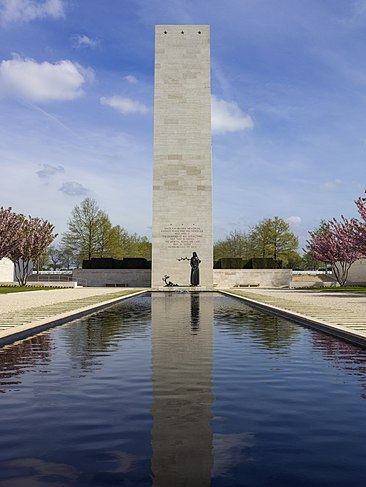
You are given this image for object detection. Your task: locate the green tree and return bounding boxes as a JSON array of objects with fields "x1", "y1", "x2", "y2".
[
  {"x1": 108, "y1": 226, "x2": 152, "y2": 260},
  {"x1": 62, "y1": 198, "x2": 115, "y2": 262},
  {"x1": 302, "y1": 251, "x2": 322, "y2": 271},
  {"x1": 129, "y1": 234, "x2": 152, "y2": 260},
  {"x1": 62, "y1": 200, "x2": 152, "y2": 265},
  {"x1": 58, "y1": 244, "x2": 77, "y2": 269},
  {"x1": 283, "y1": 250, "x2": 304, "y2": 269},
  {"x1": 249, "y1": 217, "x2": 298, "y2": 261},
  {"x1": 47, "y1": 245, "x2": 62, "y2": 270},
  {"x1": 35, "y1": 252, "x2": 50, "y2": 273},
  {"x1": 214, "y1": 230, "x2": 249, "y2": 260}
]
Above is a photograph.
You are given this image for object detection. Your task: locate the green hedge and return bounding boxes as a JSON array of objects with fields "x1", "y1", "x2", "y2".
[{"x1": 83, "y1": 258, "x2": 151, "y2": 269}]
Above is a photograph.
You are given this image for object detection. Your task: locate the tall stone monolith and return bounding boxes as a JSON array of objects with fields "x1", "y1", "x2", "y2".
[{"x1": 152, "y1": 25, "x2": 213, "y2": 287}]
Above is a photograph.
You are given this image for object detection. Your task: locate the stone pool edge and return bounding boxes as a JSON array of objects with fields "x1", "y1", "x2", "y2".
[
  {"x1": 0, "y1": 289, "x2": 148, "y2": 347},
  {"x1": 220, "y1": 290, "x2": 366, "y2": 348}
]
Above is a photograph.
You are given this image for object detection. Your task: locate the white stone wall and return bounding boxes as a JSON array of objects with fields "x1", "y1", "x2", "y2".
[
  {"x1": 213, "y1": 269, "x2": 292, "y2": 288},
  {"x1": 73, "y1": 269, "x2": 151, "y2": 287},
  {"x1": 346, "y1": 259, "x2": 366, "y2": 285},
  {"x1": 0, "y1": 258, "x2": 14, "y2": 282},
  {"x1": 152, "y1": 25, "x2": 213, "y2": 287}
]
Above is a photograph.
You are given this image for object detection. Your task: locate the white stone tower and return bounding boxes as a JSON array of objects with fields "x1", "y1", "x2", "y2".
[{"x1": 152, "y1": 25, "x2": 213, "y2": 287}]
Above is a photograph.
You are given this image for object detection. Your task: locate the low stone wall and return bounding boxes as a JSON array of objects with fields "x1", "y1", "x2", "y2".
[
  {"x1": 73, "y1": 268, "x2": 292, "y2": 288},
  {"x1": 213, "y1": 269, "x2": 292, "y2": 288},
  {"x1": 290, "y1": 273, "x2": 338, "y2": 288},
  {"x1": 73, "y1": 269, "x2": 151, "y2": 287}
]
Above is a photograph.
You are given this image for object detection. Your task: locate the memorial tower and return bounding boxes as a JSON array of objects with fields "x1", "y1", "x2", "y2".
[{"x1": 152, "y1": 25, "x2": 213, "y2": 287}]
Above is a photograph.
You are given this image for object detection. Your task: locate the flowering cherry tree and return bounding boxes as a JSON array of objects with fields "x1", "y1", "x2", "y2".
[
  {"x1": 306, "y1": 217, "x2": 363, "y2": 286},
  {"x1": 6, "y1": 216, "x2": 56, "y2": 286},
  {"x1": 0, "y1": 207, "x2": 25, "y2": 260}
]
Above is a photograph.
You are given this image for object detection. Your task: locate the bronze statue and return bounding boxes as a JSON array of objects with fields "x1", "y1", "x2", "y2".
[{"x1": 190, "y1": 252, "x2": 201, "y2": 286}]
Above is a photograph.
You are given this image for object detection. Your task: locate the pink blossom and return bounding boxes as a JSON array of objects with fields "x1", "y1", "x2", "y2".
[
  {"x1": 306, "y1": 216, "x2": 363, "y2": 286},
  {"x1": 0, "y1": 207, "x2": 25, "y2": 260},
  {"x1": 1, "y1": 208, "x2": 56, "y2": 285},
  {"x1": 7, "y1": 216, "x2": 56, "y2": 285}
]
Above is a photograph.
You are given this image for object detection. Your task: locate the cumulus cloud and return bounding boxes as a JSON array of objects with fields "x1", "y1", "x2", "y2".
[
  {"x1": 100, "y1": 95, "x2": 148, "y2": 114},
  {"x1": 0, "y1": 0, "x2": 64, "y2": 24},
  {"x1": 71, "y1": 34, "x2": 98, "y2": 49},
  {"x1": 36, "y1": 163, "x2": 64, "y2": 179},
  {"x1": 59, "y1": 181, "x2": 89, "y2": 196},
  {"x1": 124, "y1": 74, "x2": 138, "y2": 84},
  {"x1": 0, "y1": 55, "x2": 93, "y2": 102},
  {"x1": 287, "y1": 216, "x2": 302, "y2": 226},
  {"x1": 211, "y1": 95, "x2": 253, "y2": 134},
  {"x1": 322, "y1": 179, "x2": 342, "y2": 190}
]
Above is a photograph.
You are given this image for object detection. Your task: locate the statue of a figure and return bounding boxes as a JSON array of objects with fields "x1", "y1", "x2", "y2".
[{"x1": 190, "y1": 252, "x2": 201, "y2": 286}]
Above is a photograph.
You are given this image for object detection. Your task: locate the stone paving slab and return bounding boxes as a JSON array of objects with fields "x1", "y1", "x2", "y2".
[
  {"x1": 0, "y1": 288, "x2": 147, "y2": 346},
  {"x1": 222, "y1": 288, "x2": 366, "y2": 347}
]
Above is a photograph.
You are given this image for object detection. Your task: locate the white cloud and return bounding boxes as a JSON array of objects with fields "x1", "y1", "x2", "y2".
[
  {"x1": 100, "y1": 95, "x2": 148, "y2": 114},
  {"x1": 211, "y1": 95, "x2": 254, "y2": 135},
  {"x1": 124, "y1": 74, "x2": 138, "y2": 84},
  {"x1": 0, "y1": 0, "x2": 64, "y2": 24},
  {"x1": 322, "y1": 179, "x2": 342, "y2": 190},
  {"x1": 287, "y1": 216, "x2": 302, "y2": 226},
  {"x1": 0, "y1": 56, "x2": 93, "y2": 102},
  {"x1": 72, "y1": 34, "x2": 98, "y2": 49},
  {"x1": 37, "y1": 163, "x2": 64, "y2": 179},
  {"x1": 59, "y1": 182, "x2": 89, "y2": 196}
]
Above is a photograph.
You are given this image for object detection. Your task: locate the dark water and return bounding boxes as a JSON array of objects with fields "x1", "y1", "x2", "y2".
[{"x1": 0, "y1": 293, "x2": 366, "y2": 486}]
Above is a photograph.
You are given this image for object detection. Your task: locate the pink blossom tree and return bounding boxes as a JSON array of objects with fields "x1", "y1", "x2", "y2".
[
  {"x1": 7, "y1": 217, "x2": 56, "y2": 286},
  {"x1": 306, "y1": 217, "x2": 363, "y2": 286},
  {"x1": 0, "y1": 207, "x2": 25, "y2": 260}
]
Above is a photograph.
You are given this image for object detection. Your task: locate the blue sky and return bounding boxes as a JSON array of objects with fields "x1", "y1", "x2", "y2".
[{"x1": 1, "y1": 0, "x2": 366, "y2": 250}]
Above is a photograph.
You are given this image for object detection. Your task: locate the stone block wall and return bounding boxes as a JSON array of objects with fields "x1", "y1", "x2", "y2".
[
  {"x1": 73, "y1": 268, "x2": 292, "y2": 288},
  {"x1": 73, "y1": 269, "x2": 152, "y2": 288},
  {"x1": 345, "y1": 259, "x2": 366, "y2": 285},
  {"x1": 213, "y1": 269, "x2": 292, "y2": 288}
]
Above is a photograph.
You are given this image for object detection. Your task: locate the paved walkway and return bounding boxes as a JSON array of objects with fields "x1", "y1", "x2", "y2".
[
  {"x1": 223, "y1": 288, "x2": 366, "y2": 346},
  {"x1": 0, "y1": 288, "x2": 146, "y2": 346}
]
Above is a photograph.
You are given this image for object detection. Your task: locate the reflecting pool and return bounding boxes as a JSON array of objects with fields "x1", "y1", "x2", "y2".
[{"x1": 1, "y1": 292, "x2": 366, "y2": 486}]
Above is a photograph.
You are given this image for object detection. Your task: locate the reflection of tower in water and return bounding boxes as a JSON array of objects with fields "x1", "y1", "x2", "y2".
[{"x1": 151, "y1": 292, "x2": 214, "y2": 486}]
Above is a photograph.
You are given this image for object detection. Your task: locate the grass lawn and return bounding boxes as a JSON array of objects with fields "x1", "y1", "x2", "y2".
[
  {"x1": 0, "y1": 286, "x2": 56, "y2": 294},
  {"x1": 314, "y1": 286, "x2": 366, "y2": 294}
]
